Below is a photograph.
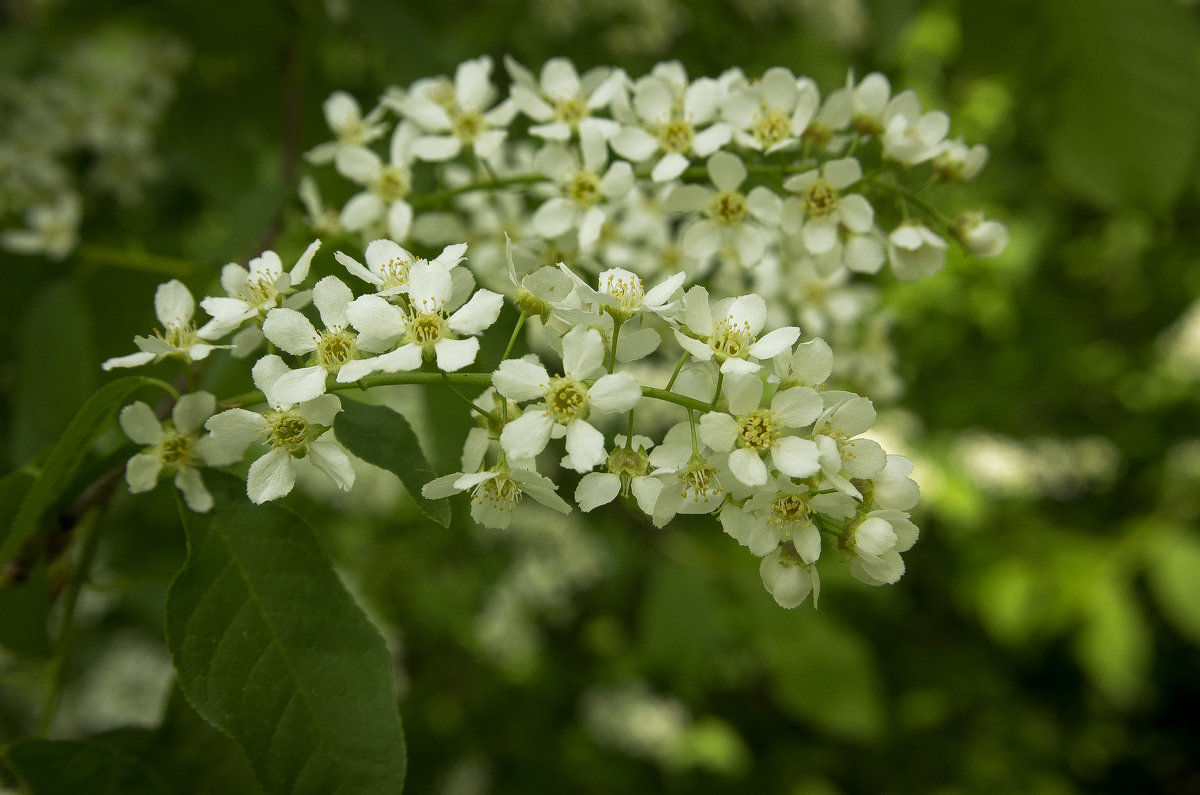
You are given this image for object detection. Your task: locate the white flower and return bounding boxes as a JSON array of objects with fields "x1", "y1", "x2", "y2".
[
  {"x1": 887, "y1": 222, "x2": 947, "y2": 281},
  {"x1": 395, "y1": 56, "x2": 517, "y2": 164},
  {"x1": 665, "y1": 151, "x2": 781, "y2": 267},
  {"x1": 772, "y1": 338, "x2": 834, "y2": 390},
  {"x1": 719, "y1": 477, "x2": 820, "y2": 560},
  {"x1": 103, "y1": 279, "x2": 219, "y2": 370},
  {"x1": 574, "y1": 435, "x2": 661, "y2": 514},
  {"x1": 118, "y1": 392, "x2": 235, "y2": 512},
  {"x1": 197, "y1": 240, "x2": 321, "y2": 345},
  {"x1": 954, "y1": 212, "x2": 1009, "y2": 258},
  {"x1": 881, "y1": 91, "x2": 950, "y2": 165},
  {"x1": 610, "y1": 72, "x2": 731, "y2": 182},
  {"x1": 505, "y1": 56, "x2": 624, "y2": 142},
  {"x1": 341, "y1": 257, "x2": 503, "y2": 378},
  {"x1": 721, "y1": 67, "x2": 817, "y2": 154},
  {"x1": 811, "y1": 392, "x2": 886, "y2": 499},
  {"x1": 933, "y1": 138, "x2": 988, "y2": 182},
  {"x1": 646, "y1": 421, "x2": 731, "y2": 527},
  {"x1": 759, "y1": 545, "x2": 820, "y2": 608},
  {"x1": 699, "y1": 373, "x2": 821, "y2": 487},
  {"x1": 304, "y1": 90, "x2": 389, "y2": 165},
  {"x1": 559, "y1": 264, "x2": 684, "y2": 324},
  {"x1": 204, "y1": 356, "x2": 354, "y2": 504},
  {"x1": 335, "y1": 239, "x2": 466, "y2": 298},
  {"x1": 674, "y1": 286, "x2": 799, "y2": 374},
  {"x1": 782, "y1": 157, "x2": 874, "y2": 257},
  {"x1": 493, "y1": 326, "x2": 642, "y2": 473},
  {"x1": 422, "y1": 463, "x2": 570, "y2": 529},
  {"x1": 530, "y1": 128, "x2": 635, "y2": 250},
  {"x1": 847, "y1": 509, "x2": 919, "y2": 586},
  {"x1": 335, "y1": 122, "x2": 418, "y2": 241},
  {"x1": 260, "y1": 276, "x2": 360, "y2": 404},
  {"x1": 0, "y1": 193, "x2": 81, "y2": 260},
  {"x1": 869, "y1": 455, "x2": 920, "y2": 512}
]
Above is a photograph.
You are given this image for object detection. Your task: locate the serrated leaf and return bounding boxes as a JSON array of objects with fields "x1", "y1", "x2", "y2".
[
  {"x1": 1047, "y1": 0, "x2": 1200, "y2": 211},
  {"x1": 1, "y1": 376, "x2": 162, "y2": 565},
  {"x1": 3, "y1": 735, "x2": 172, "y2": 795},
  {"x1": 334, "y1": 398, "x2": 451, "y2": 528},
  {"x1": 165, "y1": 474, "x2": 406, "y2": 795}
]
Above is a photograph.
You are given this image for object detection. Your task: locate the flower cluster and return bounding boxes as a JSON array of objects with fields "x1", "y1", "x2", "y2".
[
  {"x1": 104, "y1": 58, "x2": 1006, "y2": 608},
  {"x1": 0, "y1": 28, "x2": 187, "y2": 260}
]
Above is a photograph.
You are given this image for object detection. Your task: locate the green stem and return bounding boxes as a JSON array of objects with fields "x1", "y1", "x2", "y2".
[
  {"x1": 39, "y1": 506, "x2": 105, "y2": 737},
  {"x1": 608, "y1": 318, "x2": 623, "y2": 374},
  {"x1": 441, "y1": 373, "x2": 498, "y2": 422},
  {"x1": 710, "y1": 371, "x2": 724, "y2": 409},
  {"x1": 664, "y1": 351, "x2": 690, "y2": 391},
  {"x1": 625, "y1": 410, "x2": 635, "y2": 448},
  {"x1": 501, "y1": 312, "x2": 528, "y2": 362},
  {"x1": 75, "y1": 244, "x2": 197, "y2": 277}
]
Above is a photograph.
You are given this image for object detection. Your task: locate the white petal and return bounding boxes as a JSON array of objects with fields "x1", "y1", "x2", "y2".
[
  {"x1": 252, "y1": 354, "x2": 291, "y2": 399},
  {"x1": 289, "y1": 239, "x2": 321, "y2": 285},
  {"x1": 347, "y1": 294, "x2": 406, "y2": 339},
  {"x1": 205, "y1": 408, "x2": 269, "y2": 454},
  {"x1": 650, "y1": 152, "x2": 689, "y2": 183},
  {"x1": 154, "y1": 280, "x2": 194, "y2": 327},
  {"x1": 247, "y1": 449, "x2": 296, "y2": 503},
  {"x1": 587, "y1": 372, "x2": 641, "y2": 413},
  {"x1": 371, "y1": 344, "x2": 423, "y2": 373},
  {"x1": 562, "y1": 326, "x2": 605, "y2": 379},
  {"x1": 771, "y1": 387, "x2": 821, "y2": 428},
  {"x1": 576, "y1": 472, "x2": 620, "y2": 511},
  {"x1": 412, "y1": 135, "x2": 462, "y2": 161},
  {"x1": 630, "y1": 476, "x2": 662, "y2": 516},
  {"x1": 262, "y1": 308, "x2": 318, "y2": 355},
  {"x1": 172, "y1": 392, "x2": 216, "y2": 433},
  {"x1": 749, "y1": 326, "x2": 800, "y2": 360},
  {"x1": 708, "y1": 151, "x2": 746, "y2": 191},
  {"x1": 312, "y1": 276, "x2": 353, "y2": 329},
  {"x1": 434, "y1": 337, "x2": 479, "y2": 372},
  {"x1": 102, "y1": 351, "x2": 156, "y2": 371},
  {"x1": 772, "y1": 436, "x2": 821, "y2": 478},
  {"x1": 423, "y1": 472, "x2": 469, "y2": 499},
  {"x1": 308, "y1": 436, "x2": 356, "y2": 491},
  {"x1": 299, "y1": 394, "x2": 343, "y2": 427},
  {"x1": 699, "y1": 412, "x2": 739, "y2": 451},
  {"x1": 119, "y1": 402, "x2": 163, "y2": 445},
  {"x1": 175, "y1": 468, "x2": 214, "y2": 513},
  {"x1": 125, "y1": 453, "x2": 163, "y2": 493},
  {"x1": 270, "y1": 366, "x2": 329, "y2": 406},
  {"x1": 759, "y1": 555, "x2": 814, "y2": 609},
  {"x1": 493, "y1": 358, "x2": 550, "y2": 401},
  {"x1": 564, "y1": 420, "x2": 606, "y2": 472},
  {"x1": 729, "y1": 447, "x2": 768, "y2": 487},
  {"x1": 500, "y1": 410, "x2": 554, "y2": 460}
]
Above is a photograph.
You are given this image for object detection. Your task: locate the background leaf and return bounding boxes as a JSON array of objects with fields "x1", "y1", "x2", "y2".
[
  {"x1": 3, "y1": 735, "x2": 172, "y2": 795},
  {"x1": 165, "y1": 473, "x2": 407, "y2": 795},
  {"x1": 334, "y1": 397, "x2": 451, "y2": 528},
  {"x1": 1045, "y1": 0, "x2": 1200, "y2": 211}
]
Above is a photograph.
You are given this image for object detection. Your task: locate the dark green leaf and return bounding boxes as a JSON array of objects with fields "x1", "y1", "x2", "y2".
[
  {"x1": 166, "y1": 474, "x2": 407, "y2": 795},
  {"x1": 1046, "y1": 0, "x2": 1200, "y2": 211},
  {"x1": 0, "y1": 559, "x2": 51, "y2": 658},
  {"x1": 334, "y1": 398, "x2": 451, "y2": 528},
  {"x1": 1, "y1": 376, "x2": 163, "y2": 566},
  {"x1": 3, "y1": 736, "x2": 172, "y2": 795}
]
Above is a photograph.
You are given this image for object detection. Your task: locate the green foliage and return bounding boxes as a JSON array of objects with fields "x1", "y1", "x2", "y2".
[
  {"x1": 333, "y1": 398, "x2": 451, "y2": 528},
  {"x1": 165, "y1": 474, "x2": 407, "y2": 794}
]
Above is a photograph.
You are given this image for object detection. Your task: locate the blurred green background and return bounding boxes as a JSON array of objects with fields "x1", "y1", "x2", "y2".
[{"x1": 2, "y1": 0, "x2": 1200, "y2": 792}]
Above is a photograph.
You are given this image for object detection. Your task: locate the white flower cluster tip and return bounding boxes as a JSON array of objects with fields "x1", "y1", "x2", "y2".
[{"x1": 106, "y1": 57, "x2": 1005, "y2": 608}]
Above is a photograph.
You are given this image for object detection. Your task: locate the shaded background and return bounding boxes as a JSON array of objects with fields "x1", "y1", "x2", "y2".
[{"x1": 2, "y1": 0, "x2": 1200, "y2": 792}]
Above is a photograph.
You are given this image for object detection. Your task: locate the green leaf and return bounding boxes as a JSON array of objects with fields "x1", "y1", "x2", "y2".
[
  {"x1": 1074, "y1": 572, "x2": 1150, "y2": 707},
  {"x1": 1145, "y1": 527, "x2": 1200, "y2": 645},
  {"x1": 754, "y1": 607, "x2": 884, "y2": 743},
  {"x1": 1, "y1": 376, "x2": 164, "y2": 566},
  {"x1": 165, "y1": 474, "x2": 407, "y2": 795},
  {"x1": 3, "y1": 735, "x2": 172, "y2": 795},
  {"x1": 1046, "y1": 0, "x2": 1200, "y2": 211},
  {"x1": 0, "y1": 559, "x2": 51, "y2": 658},
  {"x1": 10, "y1": 282, "x2": 96, "y2": 467},
  {"x1": 334, "y1": 397, "x2": 451, "y2": 528}
]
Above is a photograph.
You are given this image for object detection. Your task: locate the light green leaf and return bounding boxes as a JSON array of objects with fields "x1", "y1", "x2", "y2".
[
  {"x1": 1, "y1": 376, "x2": 164, "y2": 565},
  {"x1": 1074, "y1": 572, "x2": 1150, "y2": 707},
  {"x1": 3, "y1": 735, "x2": 172, "y2": 795},
  {"x1": 1145, "y1": 527, "x2": 1200, "y2": 645},
  {"x1": 334, "y1": 397, "x2": 451, "y2": 528},
  {"x1": 165, "y1": 474, "x2": 407, "y2": 795},
  {"x1": 1047, "y1": 0, "x2": 1200, "y2": 211}
]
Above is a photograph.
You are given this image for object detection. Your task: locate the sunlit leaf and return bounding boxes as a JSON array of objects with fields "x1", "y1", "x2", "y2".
[{"x1": 165, "y1": 474, "x2": 407, "y2": 794}]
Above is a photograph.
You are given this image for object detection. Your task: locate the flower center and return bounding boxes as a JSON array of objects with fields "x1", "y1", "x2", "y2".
[
  {"x1": 238, "y1": 274, "x2": 280, "y2": 312},
  {"x1": 768, "y1": 494, "x2": 812, "y2": 539},
  {"x1": 738, "y1": 409, "x2": 780, "y2": 450},
  {"x1": 452, "y1": 109, "x2": 485, "y2": 142},
  {"x1": 707, "y1": 190, "x2": 747, "y2": 225},
  {"x1": 710, "y1": 316, "x2": 753, "y2": 360},
  {"x1": 266, "y1": 410, "x2": 309, "y2": 454},
  {"x1": 601, "y1": 271, "x2": 645, "y2": 312},
  {"x1": 752, "y1": 105, "x2": 791, "y2": 147},
  {"x1": 805, "y1": 180, "x2": 839, "y2": 220},
  {"x1": 472, "y1": 475, "x2": 523, "y2": 513},
  {"x1": 546, "y1": 377, "x2": 588, "y2": 423},
  {"x1": 682, "y1": 455, "x2": 722, "y2": 501},
  {"x1": 379, "y1": 256, "x2": 412, "y2": 291},
  {"x1": 375, "y1": 165, "x2": 410, "y2": 202},
  {"x1": 159, "y1": 432, "x2": 195, "y2": 467},
  {"x1": 568, "y1": 170, "x2": 602, "y2": 207},
  {"x1": 409, "y1": 312, "x2": 447, "y2": 346},
  {"x1": 657, "y1": 118, "x2": 694, "y2": 153},
  {"x1": 554, "y1": 96, "x2": 586, "y2": 127},
  {"x1": 316, "y1": 328, "x2": 357, "y2": 370}
]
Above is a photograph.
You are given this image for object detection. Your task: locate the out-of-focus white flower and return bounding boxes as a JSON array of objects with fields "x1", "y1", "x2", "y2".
[
  {"x1": 304, "y1": 90, "x2": 389, "y2": 165},
  {"x1": 721, "y1": 67, "x2": 817, "y2": 154},
  {"x1": 197, "y1": 240, "x2": 321, "y2": 346},
  {"x1": 881, "y1": 91, "x2": 950, "y2": 165},
  {"x1": 847, "y1": 509, "x2": 919, "y2": 586},
  {"x1": 0, "y1": 193, "x2": 81, "y2": 260},
  {"x1": 335, "y1": 122, "x2": 419, "y2": 241},
  {"x1": 887, "y1": 222, "x2": 947, "y2": 281},
  {"x1": 759, "y1": 544, "x2": 820, "y2": 608},
  {"x1": 505, "y1": 56, "x2": 625, "y2": 142},
  {"x1": 530, "y1": 128, "x2": 635, "y2": 250},
  {"x1": 954, "y1": 211, "x2": 1009, "y2": 258},
  {"x1": 933, "y1": 138, "x2": 989, "y2": 182},
  {"x1": 674, "y1": 286, "x2": 799, "y2": 374},
  {"x1": 782, "y1": 156, "x2": 874, "y2": 261}
]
